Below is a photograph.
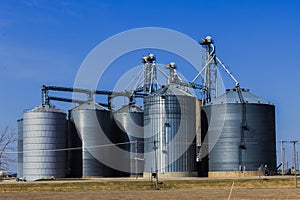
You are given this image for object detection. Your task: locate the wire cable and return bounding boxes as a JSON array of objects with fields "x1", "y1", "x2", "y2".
[{"x1": 4, "y1": 141, "x2": 134, "y2": 154}]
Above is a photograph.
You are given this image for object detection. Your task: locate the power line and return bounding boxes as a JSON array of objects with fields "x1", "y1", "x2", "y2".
[
  {"x1": 4, "y1": 141, "x2": 134, "y2": 154},
  {"x1": 5, "y1": 140, "x2": 191, "y2": 155}
]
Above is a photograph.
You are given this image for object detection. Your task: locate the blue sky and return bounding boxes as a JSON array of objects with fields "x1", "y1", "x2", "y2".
[{"x1": 1, "y1": 0, "x2": 300, "y2": 171}]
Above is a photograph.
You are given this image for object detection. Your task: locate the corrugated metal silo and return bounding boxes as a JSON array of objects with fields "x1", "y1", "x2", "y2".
[
  {"x1": 17, "y1": 119, "x2": 23, "y2": 178},
  {"x1": 23, "y1": 105, "x2": 67, "y2": 181},
  {"x1": 144, "y1": 84, "x2": 197, "y2": 177},
  {"x1": 70, "y1": 100, "x2": 130, "y2": 177},
  {"x1": 113, "y1": 103, "x2": 144, "y2": 176},
  {"x1": 201, "y1": 87, "x2": 276, "y2": 177}
]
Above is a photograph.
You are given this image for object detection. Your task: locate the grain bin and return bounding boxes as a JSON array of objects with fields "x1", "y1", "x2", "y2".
[
  {"x1": 144, "y1": 84, "x2": 197, "y2": 177},
  {"x1": 23, "y1": 105, "x2": 67, "y2": 181},
  {"x1": 113, "y1": 103, "x2": 144, "y2": 176},
  {"x1": 70, "y1": 100, "x2": 130, "y2": 177},
  {"x1": 201, "y1": 87, "x2": 276, "y2": 177}
]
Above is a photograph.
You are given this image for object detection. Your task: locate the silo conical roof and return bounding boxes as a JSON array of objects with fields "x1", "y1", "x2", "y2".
[
  {"x1": 26, "y1": 104, "x2": 65, "y2": 113},
  {"x1": 72, "y1": 100, "x2": 108, "y2": 111},
  {"x1": 209, "y1": 88, "x2": 270, "y2": 105},
  {"x1": 153, "y1": 84, "x2": 194, "y2": 97},
  {"x1": 115, "y1": 103, "x2": 143, "y2": 113}
]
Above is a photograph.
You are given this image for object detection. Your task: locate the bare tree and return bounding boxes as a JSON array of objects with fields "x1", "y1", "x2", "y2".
[{"x1": 0, "y1": 126, "x2": 17, "y2": 176}]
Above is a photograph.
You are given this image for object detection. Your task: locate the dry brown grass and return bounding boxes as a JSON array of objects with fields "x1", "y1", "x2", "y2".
[{"x1": 0, "y1": 177, "x2": 297, "y2": 193}]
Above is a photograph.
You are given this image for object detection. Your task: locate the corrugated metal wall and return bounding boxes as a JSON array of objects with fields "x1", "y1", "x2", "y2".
[
  {"x1": 114, "y1": 104, "x2": 144, "y2": 176},
  {"x1": 202, "y1": 103, "x2": 276, "y2": 172},
  {"x1": 70, "y1": 101, "x2": 130, "y2": 177},
  {"x1": 144, "y1": 87, "x2": 197, "y2": 174},
  {"x1": 17, "y1": 119, "x2": 23, "y2": 178},
  {"x1": 23, "y1": 105, "x2": 67, "y2": 181}
]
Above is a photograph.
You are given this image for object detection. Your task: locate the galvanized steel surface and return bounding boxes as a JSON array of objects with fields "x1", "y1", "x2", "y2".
[
  {"x1": 209, "y1": 88, "x2": 270, "y2": 104},
  {"x1": 144, "y1": 85, "x2": 197, "y2": 174},
  {"x1": 196, "y1": 100, "x2": 202, "y2": 147},
  {"x1": 201, "y1": 89, "x2": 276, "y2": 173},
  {"x1": 17, "y1": 119, "x2": 23, "y2": 178},
  {"x1": 23, "y1": 105, "x2": 67, "y2": 181},
  {"x1": 114, "y1": 104, "x2": 144, "y2": 176},
  {"x1": 71, "y1": 101, "x2": 130, "y2": 177}
]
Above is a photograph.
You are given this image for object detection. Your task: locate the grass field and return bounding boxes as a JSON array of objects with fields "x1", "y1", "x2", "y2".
[{"x1": 0, "y1": 177, "x2": 300, "y2": 199}]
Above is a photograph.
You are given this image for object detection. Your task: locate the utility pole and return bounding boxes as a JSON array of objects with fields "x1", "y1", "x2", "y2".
[
  {"x1": 281, "y1": 140, "x2": 285, "y2": 176},
  {"x1": 297, "y1": 152, "x2": 299, "y2": 171},
  {"x1": 153, "y1": 140, "x2": 159, "y2": 190},
  {"x1": 291, "y1": 141, "x2": 298, "y2": 188}
]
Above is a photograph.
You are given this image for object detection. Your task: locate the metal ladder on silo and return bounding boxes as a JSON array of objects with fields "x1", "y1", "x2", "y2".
[{"x1": 237, "y1": 86, "x2": 247, "y2": 171}]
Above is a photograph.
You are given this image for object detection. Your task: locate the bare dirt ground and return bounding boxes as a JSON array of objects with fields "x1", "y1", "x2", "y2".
[
  {"x1": 1, "y1": 177, "x2": 300, "y2": 199},
  {"x1": 1, "y1": 189, "x2": 300, "y2": 200}
]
